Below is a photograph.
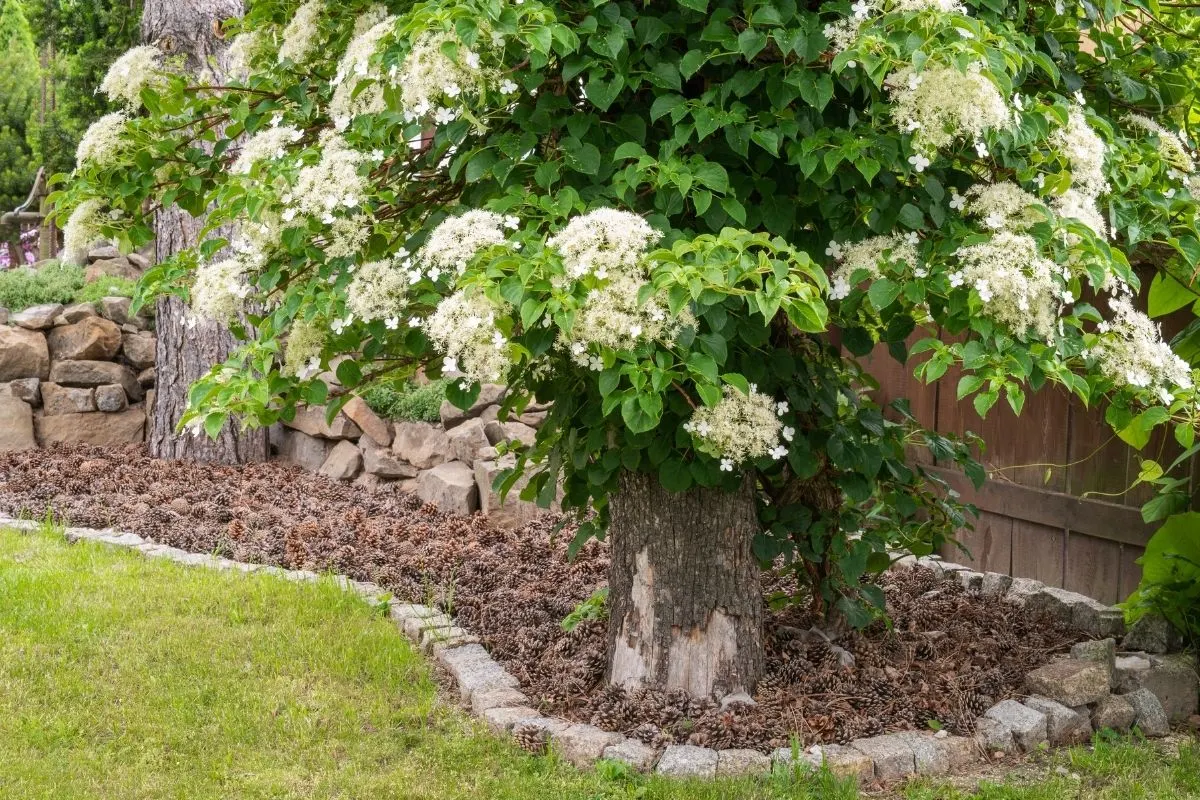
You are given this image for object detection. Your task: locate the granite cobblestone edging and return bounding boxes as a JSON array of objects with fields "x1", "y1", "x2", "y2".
[{"x1": 5, "y1": 518, "x2": 1197, "y2": 786}]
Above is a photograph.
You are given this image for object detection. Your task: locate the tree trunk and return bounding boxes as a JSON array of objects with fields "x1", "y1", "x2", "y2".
[
  {"x1": 142, "y1": 0, "x2": 266, "y2": 464},
  {"x1": 607, "y1": 470, "x2": 764, "y2": 698}
]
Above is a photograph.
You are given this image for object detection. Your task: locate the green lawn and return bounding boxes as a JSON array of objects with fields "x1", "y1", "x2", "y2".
[{"x1": 1, "y1": 525, "x2": 1197, "y2": 800}]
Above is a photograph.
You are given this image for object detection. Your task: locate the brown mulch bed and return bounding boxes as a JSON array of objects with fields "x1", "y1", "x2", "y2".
[{"x1": 0, "y1": 444, "x2": 1085, "y2": 752}]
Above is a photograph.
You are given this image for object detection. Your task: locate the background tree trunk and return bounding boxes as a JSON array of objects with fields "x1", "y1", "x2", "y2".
[
  {"x1": 142, "y1": 0, "x2": 266, "y2": 464},
  {"x1": 607, "y1": 470, "x2": 764, "y2": 698}
]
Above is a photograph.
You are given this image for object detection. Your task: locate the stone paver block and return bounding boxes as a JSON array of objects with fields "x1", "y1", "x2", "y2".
[
  {"x1": 936, "y1": 735, "x2": 978, "y2": 769},
  {"x1": 436, "y1": 642, "x2": 519, "y2": 702},
  {"x1": 552, "y1": 724, "x2": 624, "y2": 767},
  {"x1": 980, "y1": 571, "x2": 1013, "y2": 597},
  {"x1": 603, "y1": 739, "x2": 657, "y2": 772},
  {"x1": 715, "y1": 749, "x2": 772, "y2": 777},
  {"x1": 973, "y1": 716, "x2": 1014, "y2": 754},
  {"x1": 773, "y1": 744, "x2": 874, "y2": 784},
  {"x1": 1071, "y1": 639, "x2": 1116, "y2": 677},
  {"x1": 1114, "y1": 655, "x2": 1152, "y2": 692},
  {"x1": 471, "y1": 687, "x2": 530, "y2": 715},
  {"x1": 1023, "y1": 695, "x2": 1092, "y2": 745},
  {"x1": 400, "y1": 611, "x2": 454, "y2": 640},
  {"x1": 655, "y1": 744, "x2": 718, "y2": 778},
  {"x1": 1124, "y1": 687, "x2": 1170, "y2": 737},
  {"x1": 94, "y1": 531, "x2": 145, "y2": 547},
  {"x1": 894, "y1": 732, "x2": 950, "y2": 775},
  {"x1": 389, "y1": 603, "x2": 439, "y2": 623},
  {"x1": 1130, "y1": 655, "x2": 1199, "y2": 721},
  {"x1": 481, "y1": 705, "x2": 541, "y2": 734},
  {"x1": 1092, "y1": 694, "x2": 1136, "y2": 731},
  {"x1": 421, "y1": 625, "x2": 480, "y2": 653},
  {"x1": 1025, "y1": 659, "x2": 1111, "y2": 706},
  {"x1": 850, "y1": 734, "x2": 916, "y2": 782},
  {"x1": 1123, "y1": 614, "x2": 1182, "y2": 654},
  {"x1": 958, "y1": 570, "x2": 985, "y2": 591},
  {"x1": 984, "y1": 700, "x2": 1047, "y2": 752},
  {"x1": 1005, "y1": 577, "x2": 1046, "y2": 605}
]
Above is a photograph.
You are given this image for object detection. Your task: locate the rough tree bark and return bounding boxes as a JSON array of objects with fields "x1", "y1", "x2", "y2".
[
  {"x1": 607, "y1": 471, "x2": 764, "y2": 698},
  {"x1": 142, "y1": 0, "x2": 267, "y2": 464}
]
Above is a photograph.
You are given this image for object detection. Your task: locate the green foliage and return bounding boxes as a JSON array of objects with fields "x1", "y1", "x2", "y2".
[
  {"x1": 0, "y1": 0, "x2": 39, "y2": 221},
  {"x1": 59, "y1": 0, "x2": 1200, "y2": 621},
  {"x1": 0, "y1": 262, "x2": 134, "y2": 310},
  {"x1": 561, "y1": 586, "x2": 607, "y2": 632},
  {"x1": 1124, "y1": 512, "x2": 1200, "y2": 649},
  {"x1": 361, "y1": 378, "x2": 448, "y2": 423},
  {"x1": 73, "y1": 274, "x2": 136, "y2": 304}
]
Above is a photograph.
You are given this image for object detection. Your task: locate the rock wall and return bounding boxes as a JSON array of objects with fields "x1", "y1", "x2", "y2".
[
  {"x1": 0, "y1": 294, "x2": 155, "y2": 450},
  {"x1": 271, "y1": 383, "x2": 552, "y2": 528}
]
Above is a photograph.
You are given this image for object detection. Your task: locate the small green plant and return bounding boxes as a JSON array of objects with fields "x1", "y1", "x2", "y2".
[
  {"x1": 361, "y1": 379, "x2": 447, "y2": 423},
  {"x1": 0, "y1": 262, "x2": 83, "y2": 310},
  {"x1": 561, "y1": 587, "x2": 608, "y2": 633},
  {"x1": 1123, "y1": 512, "x2": 1200, "y2": 651},
  {"x1": 74, "y1": 275, "x2": 137, "y2": 304}
]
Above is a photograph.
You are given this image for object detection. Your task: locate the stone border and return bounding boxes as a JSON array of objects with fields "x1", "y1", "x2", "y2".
[{"x1": 3, "y1": 518, "x2": 1195, "y2": 786}]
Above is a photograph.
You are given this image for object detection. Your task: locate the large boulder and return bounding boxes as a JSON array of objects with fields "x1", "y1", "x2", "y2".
[
  {"x1": 484, "y1": 419, "x2": 538, "y2": 448},
  {"x1": 318, "y1": 440, "x2": 362, "y2": 480},
  {"x1": 49, "y1": 360, "x2": 143, "y2": 401},
  {"x1": 275, "y1": 428, "x2": 333, "y2": 471},
  {"x1": 392, "y1": 421, "x2": 449, "y2": 469},
  {"x1": 447, "y1": 417, "x2": 491, "y2": 467},
  {"x1": 60, "y1": 303, "x2": 98, "y2": 324},
  {"x1": 1025, "y1": 659, "x2": 1111, "y2": 707},
  {"x1": 85, "y1": 256, "x2": 141, "y2": 283},
  {"x1": 41, "y1": 383, "x2": 97, "y2": 415},
  {"x1": 35, "y1": 407, "x2": 145, "y2": 446},
  {"x1": 361, "y1": 436, "x2": 419, "y2": 478},
  {"x1": 11, "y1": 303, "x2": 64, "y2": 330},
  {"x1": 0, "y1": 327, "x2": 50, "y2": 381},
  {"x1": 416, "y1": 461, "x2": 479, "y2": 516},
  {"x1": 87, "y1": 244, "x2": 121, "y2": 262},
  {"x1": 121, "y1": 332, "x2": 156, "y2": 370},
  {"x1": 282, "y1": 404, "x2": 361, "y2": 439},
  {"x1": 0, "y1": 389, "x2": 35, "y2": 450},
  {"x1": 6, "y1": 377, "x2": 40, "y2": 406},
  {"x1": 95, "y1": 384, "x2": 128, "y2": 412},
  {"x1": 342, "y1": 396, "x2": 392, "y2": 447},
  {"x1": 47, "y1": 316, "x2": 123, "y2": 361}
]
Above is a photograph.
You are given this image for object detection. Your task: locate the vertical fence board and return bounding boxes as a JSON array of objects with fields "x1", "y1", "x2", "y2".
[
  {"x1": 1011, "y1": 520, "x2": 1065, "y2": 588},
  {"x1": 947, "y1": 510, "x2": 1013, "y2": 573},
  {"x1": 1064, "y1": 533, "x2": 1123, "y2": 605},
  {"x1": 1118, "y1": 544, "x2": 1145, "y2": 601}
]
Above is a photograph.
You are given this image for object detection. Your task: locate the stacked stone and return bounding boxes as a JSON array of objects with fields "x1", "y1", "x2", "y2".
[
  {"x1": 271, "y1": 382, "x2": 552, "y2": 528},
  {"x1": 0, "y1": 247, "x2": 154, "y2": 450}
]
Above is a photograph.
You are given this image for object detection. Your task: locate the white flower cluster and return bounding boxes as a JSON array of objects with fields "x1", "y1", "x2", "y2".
[
  {"x1": 226, "y1": 31, "x2": 262, "y2": 77},
  {"x1": 232, "y1": 124, "x2": 303, "y2": 174},
  {"x1": 417, "y1": 210, "x2": 514, "y2": 276},
  {"x1": 424, "y1": 290, "x2": 510, "y2": 384},
  {"x1": 1093, "y1": 297, "x2": 1193, "y2": 397},
  {"x1": 1050, "y1": 109, "x2": 1109, "y2": 238},
  {"x1": 566, "y1": 274, "x2": 677, "y2": 365},
  {"x1": 345, "y1": 258, "x2": 412, "y2": 323},
  {"x1": 76, "y1": 112, "x2": 128, "y2": 168},
  {"x1": 324, "y1": 214, "x2": 371, "y2": 259},
  {"x1": 397, "y1": 31, "x2": 488, "y2": 124},
  {"x1": 288, "y1": 132, "x2": 371, "y2": 218},
  {"x1": 100, "y1": 45, "x2": 164, "y2": 109},
  {"x1": 886, "y1": 63, "x2": 1013, "y2": 156},
  {"x1": 827, "y1": 233, "x2": 921, "y2": 300},
  {"x1": 278, "y1": 0, "x2": 324, "y2": 65},
  {"x1": 546, "y1": 208, "x2": 661, "y2": 281},
  {"x1": 824, "y1": 0, "x2": 966, "y2": 52},
  {"x1": 952, "y1": 232, "x2": 1061, "y2": 341},
  {"x1": 329, "y1": 12, "x2": 397, "y2": 127},
  {"x1": 1125, "y1": 114, "x2": 1195, "y2": 173},
  {"x1": 191, "y1": 258, "x2": 252, "y2": 324},
  {"x1": 61, "y1": 199, "x2": 110, "y2": 257},
  {"x1": 284, "y1": 317, "x2": 325, "y2": 379},
  {"x1": 231, "y1": 213, "x2": 284, "y2": 269},
  {"x1": 962, "y1": 182, "x2": 1043, "y2": 231},
  {"x1": 684, "y1": 385, "x2": 790, "y2": 468}
]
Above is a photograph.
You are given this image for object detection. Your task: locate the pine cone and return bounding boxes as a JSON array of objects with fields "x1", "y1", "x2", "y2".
[{"x1": 513, "y1": 722, "x2": 549, "y2": 755}]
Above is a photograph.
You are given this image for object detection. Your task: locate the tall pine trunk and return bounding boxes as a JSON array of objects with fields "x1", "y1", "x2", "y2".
[
  {"x1": 606, "y1": 471, "x2": 764, "y2": 698},
  {"x1": 142, "y1": 0, "x2": 266, "y2": 464}
]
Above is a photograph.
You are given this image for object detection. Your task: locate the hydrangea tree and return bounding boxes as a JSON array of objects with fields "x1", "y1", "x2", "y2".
[{"x1": 56, "y1": 0, "x2": 1200, "y2": 697}]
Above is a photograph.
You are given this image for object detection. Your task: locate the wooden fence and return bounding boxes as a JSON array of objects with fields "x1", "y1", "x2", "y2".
[{"x1": 862, "y1": 296, "x2": 1194, "y2": 604}]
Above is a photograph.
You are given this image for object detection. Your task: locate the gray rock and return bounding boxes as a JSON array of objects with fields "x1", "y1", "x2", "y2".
[
  {"x1": 1124, "y1": 687, "x2": 1170, "y2": 737},
  {"x1": 7, "y1": 377, "x2": 40, "y2": 405},
  {"x1": 551, "y1": 724, "x2": 624, "y2": 767},
  {"x1": 283, "y1": 404, "x2": 361, "y2": 439},
  {"x1": 0, "y1": 326, "x2": 50, "y2": 381},
  {"x1": 935, "y1": 735, "x2": 979, "y2": 769},
  {"x1": 716, "y1": 749, "x2": 772, "y2": 777},
  {"x1": 850, "y1": 733, "x2": 917, "y2": 781},
  {"x1": 1114, "y1": 655, "x2": 1152, "y2": 692},
  {"x1": 97, "y1": 296, "x2": 131, "y2": 325},
  {"x1": 655, "y1": 744, "x2": 718, "y2": 778},
  {"x1": 893, "y1": 732, "x2": 949, "y2": 775},
  {"x1": 440, "y1": 383, "x2": 506, "y2": 429},
  {"x1": 435, "y1": 642, "x2": 519, "y2": 702},
  {"x1": 392, "y1": 421, "x2": 450, "y2": 469},
  {"x1": 95, "y1": 384, "x2": 128, "y2": 412},
  {"x1": 60, "y1": 302, "x2": 98, "y2": 323},
  {"x1": 318, "y1": 440, "x2": 362, "y2": 480},
  {"x1": 360, "y1": 436, "x2": 419, "y2": 478},
  {"x1": 421, "y1": 625, "x2": 480, "y2": 654},
  {"x1": 1073, "y1": 598, "x2": 1126, "y2": 639},
  {"x1": 1025, "y1": 659, "x2": 1111, "y2": 706},
  {"x1": 342, "y1": 396, "x2": 392, "y2": 446},
  {"x1": 984, "y1": 699, "x2": 1047, "y2": 752},
  {"x1": 121, "y1": 332, "x2": 156, "y2": 370},
  {"x1": 127, "y1": 252, "x2": 151, "y2": 270},
  {"x1": 1128, "y1": 654, "x2": 1199, "y2": 721},
  {"x1": 0, "y1": 391, "x2": 35, "y2": 451},
  {"x1": 41, "y1": 382, "x2": 96, "y2": 415},
  {"x1": 975, "y1": 716, "x2": 1019, "y2": 756},
  {"x1": 11, "y1": 303, "x2": 64, "y2": 330},
  {"x1": 771, "y1": 745, "x2": 874, "y2": 783},
  {"x1": 1005, "y1": 577, "x2": 1046, "y2": 606},
  {"x1": 85, "y1": 257, "x2": 139, "y2": 282},
  {"x1": 276, "y1": 429, "x2": 333, "y2": 471},
  {"x1": 484, "y1": 419, "x2": 538, "y2": 448},
  {"x1": 1071, "y1": 638, "x2": 1116, "y2": 678},
  {"x1": 1092, "y1": 694, "x2": 1136, "y2": 732},
  {"x1": 87, "y1": 244, "x2": 121, "y2": 262},
  {"x1": 46, "y1": 316, "x2": 122, "y2": 361},
  {"x1": 1123, "y1": 614, "x2": 1183, "y2": 654},
  {"x1": 980, "y1": 571, "x2": 1013, "y2": 597},
  {"x1": 518, "y1": 408, "x2": 548, "y2": 427},
  {"x1": 470, "y1": 687, "x2": 530, "y2": 715},
  {"x1": 1023, "y1": 695, "x2": 1092, "y2": 745},
  {"x1": 602, "y1": 739, "x2": 658, "y2": 772},
  {"x1": 137, "y1": 367, "x2": 155, "y2": 388},
  {"x1": 446, "y1": 417, "x2": 491, "y2": 466},
  {"x1": 416, "y1": 461, "x2": 479, "y2": 516},
  {"x1": 34, "y1": 408, "x2": 145, "y2": 446},
  {"x1": 481, "y1": 706, "x2": 542, "y2": 735},
  {"x1": 49, "y1": 360, "x2": 142, "y2": 401},
  {"x1": 958, "y1": 570, "x2": 985, "y2": 591}
]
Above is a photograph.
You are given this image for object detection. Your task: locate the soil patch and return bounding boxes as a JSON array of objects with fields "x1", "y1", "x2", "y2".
[{"x1": 0, "y1": 444, "x2": 1083, "y2": 752}]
